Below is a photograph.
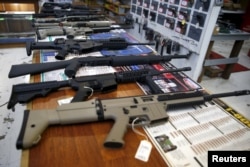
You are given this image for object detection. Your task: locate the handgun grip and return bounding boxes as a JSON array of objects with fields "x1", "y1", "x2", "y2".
[
  {"x1": 71, "y1": 87, "x2": 93, "y2": 102},
  {"x1": 103, "y1": 116, "x2": 129, "y2": 148},
  {"x1": 65, "y1": 59, "x2": 81, "y2": 78},
  {"x1": 26, "y1": 41, "x2": 32, "y2": 56},
  {"x1": 145, "y1": 76, "x2": 163, "y2": 94},
  {"x1": 55, "y1": 49, "x2": 68, "y2": 60}
]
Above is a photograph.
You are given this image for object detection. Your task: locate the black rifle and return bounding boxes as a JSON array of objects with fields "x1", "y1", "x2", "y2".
[
  {"x1": 42, "y1": 2, "x2": 89, "y2": 10},
  {"x1": 32, "y1": 10, "x2": 101, "y2": 18},
  {"x1": 9, "y1": 54, "x2": 191, "y2": 78},
  {"x1": 26, "y1": 37, "x2": 154, "y2": 60},
  {"x1": 32, "y1": 15, "x2": 106, "y2": 23},
  {"x1": 33, "y1": 20, "x2": 116, "y2": 28},
  {"x1": 7, "y1": 67, "x2": 191, "y2": 109},
  {"x1": 40, "y1": 8, "x2": 100, "y2": 15}
]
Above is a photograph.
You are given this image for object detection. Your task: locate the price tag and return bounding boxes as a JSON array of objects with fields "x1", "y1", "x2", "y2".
[
  {"x1": 58, "y1": 97, "x2": 73, "y2": 105},
  {"x1": 135, "y1": 140, "x2": 152, "y2": 162}
]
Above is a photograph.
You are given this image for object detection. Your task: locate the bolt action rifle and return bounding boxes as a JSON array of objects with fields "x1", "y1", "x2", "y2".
[
  {"x1": 7, "y1": 67, "x2": 191, "y2": 109},
  {"x1": 26, "y1": 37, "x2": 154, "y2": 60},
  {"x1": 36, "y1": 25, "x2": 133, "y2": 40},
  {"x1": 16, "y1": 90, "x2": 250, "y2": 149},
  {"x1": 8, "y1": 54, "x2": 191, "y2": 78}
]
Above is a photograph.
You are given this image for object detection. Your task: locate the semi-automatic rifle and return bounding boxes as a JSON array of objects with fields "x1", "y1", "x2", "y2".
[
  {"x1": 7, "y1": 67, "x2": 191, "y2": 109},
  {"x1": 36, "y1": 25, "x2": 133, "y2": 40},
  {"x1": 32, "y1": 15, "x2": 106, "y2": 23},
  {"x1": 42, "y1": 2, "x2": 89, "y2": 10},
  {"x1": 32, "y1": 10, "x2": 101, "y2": 18},
  {"x1": 9, "y1": 54, "x2": 191, "y2": 78},
  {"x1": 16, "y1": 89, "x2": 250, "y2": 149},
  {"x1": 26, "y1": 37, "x2": 154, "y2": 60},
  {"x1": 32, "y1": 20, "x2": 116, "y2": 28},
  {"x1": 40, "y1": 8, "x2": 100, "y2": 14}
]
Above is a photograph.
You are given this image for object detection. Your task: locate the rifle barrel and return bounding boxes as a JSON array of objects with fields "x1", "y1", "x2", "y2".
[{"x1": 204, "y1": 90, "x2": 250, "y2": 101}]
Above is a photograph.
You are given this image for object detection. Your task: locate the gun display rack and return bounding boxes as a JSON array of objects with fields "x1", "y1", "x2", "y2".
[{"x1": 130, "y1": 0, "x2": 223, "y2": 81}]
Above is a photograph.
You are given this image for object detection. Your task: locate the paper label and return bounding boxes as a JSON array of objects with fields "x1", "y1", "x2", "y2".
[{"x1": 135, "y1": 140, "x2": 152, "y2": 162}]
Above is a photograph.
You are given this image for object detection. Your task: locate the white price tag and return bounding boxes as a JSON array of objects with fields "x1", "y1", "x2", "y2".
[
  {"x1": 58, "y1": 97, "x2": 73, "y2": 105},
  {"x1": 135, "y1": 140, "x2": 152, "y2": 162}
]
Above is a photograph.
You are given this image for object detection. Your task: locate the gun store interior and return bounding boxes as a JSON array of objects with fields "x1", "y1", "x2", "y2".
[{"x1": 0, "y1": 0, "x2": 250, "y2": 167}]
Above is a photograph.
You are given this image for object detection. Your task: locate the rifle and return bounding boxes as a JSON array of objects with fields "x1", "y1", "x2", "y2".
[
  {"x1": 33, "y1": 20, "x2": 116, "y2": 28},
  {"x1": 42, "y1": 2, "x2": 89, "y2": 10},
  {"x1": 32, "y1": 15, "x2": 106, "y2": 23},
  {"x1": 36, "y1": 25, "x2": 133, "y2": 40},
  {"x1": 9, "y1": 54, "x2": 191, "y2": 78},
  {"x1": 16, "y1": 90, "x2": 250, "y2": 149},
  {"x1": 7, "y1": 67, "x2": 191, "y2": 109},
  {"x1": 40, "y1": 7, "x2": 100, "y2": 13},
  {"x1": 32, "y1": 10, "x2": 101, "y2": 18},
  {"x1": 26, "y1": 37, "x2": 154, "y2": 60}
]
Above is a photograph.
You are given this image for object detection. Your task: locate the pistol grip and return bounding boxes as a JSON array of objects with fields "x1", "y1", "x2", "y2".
[
  {"x1": 55, "y1": 50, "x2": 68, "y2": 60},
  {"x1": 103, "y1": 117, "x2": 129, "y2": 148},
  {"x1": 65, "y1": 59, "x2": 81, "y2": 78},
  {"x1": 71, "y1": 88, "x2": 92, "y2": 102},
  {"x1": 26, "y1": 41, "x2": 32, "y2": 56}
]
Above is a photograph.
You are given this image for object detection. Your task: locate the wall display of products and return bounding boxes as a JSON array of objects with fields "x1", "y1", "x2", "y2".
[
  {"x1": 131, "y1": 0, "x2": 222, "y2": 53},
  {"x1": 130, "y1": 0, "x2": 222, "y2": 81}
]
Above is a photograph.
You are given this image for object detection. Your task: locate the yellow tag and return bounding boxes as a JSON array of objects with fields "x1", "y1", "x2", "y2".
[{"x1": 182, "y1": 20, "x2": 186, "y2": 25}]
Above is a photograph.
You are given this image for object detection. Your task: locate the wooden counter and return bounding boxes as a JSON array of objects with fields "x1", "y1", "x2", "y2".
[{"x1": 22, "y1": 51, "x2": 168, "y2": 167}]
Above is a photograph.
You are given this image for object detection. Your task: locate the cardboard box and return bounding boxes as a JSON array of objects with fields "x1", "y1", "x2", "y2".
[{"x1": 204, "y1": 66, "x2": 223, "y2": 78}]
